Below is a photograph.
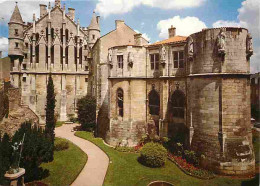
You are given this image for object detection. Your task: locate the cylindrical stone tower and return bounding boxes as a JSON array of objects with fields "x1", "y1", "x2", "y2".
[{"x1": 188, "y1": 27, "x2": 255, "y2": 175}]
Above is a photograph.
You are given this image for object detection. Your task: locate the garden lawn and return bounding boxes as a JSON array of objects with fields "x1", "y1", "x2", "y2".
[
  {"x1": 40, "y1": 138, "x2": 87, "y2": 186},
  {"x1": 55, "y1": 121, "x2": 65, "y2": 128},
  {"x1": 75, "y1": 131, "x2": 259, "y2": 186}
]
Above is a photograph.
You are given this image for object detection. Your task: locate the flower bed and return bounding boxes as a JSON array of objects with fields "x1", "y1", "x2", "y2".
[{"x1": 168, "y1": 153, "x2": 215, "y2": 179}]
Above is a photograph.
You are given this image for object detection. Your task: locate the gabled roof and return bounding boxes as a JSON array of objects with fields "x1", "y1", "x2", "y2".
[
  {"x1": 88, "y1": 11, "x2": 100, "y2": 31},
  {"x1": 24, "y1": 5, "x2": 86, "y2": 36},
  {"x1": 149, "y1": 36, "x2": 187, "y2": 47},
  {"x1": 9, "y1": 4, "x2": 23, "y2": 24}
]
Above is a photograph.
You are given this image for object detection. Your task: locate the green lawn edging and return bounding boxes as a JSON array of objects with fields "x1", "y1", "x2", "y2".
[
  {"x1": 75, "y1": 131, "x2": 257, "y2": 186},
  {"x1": 40, "y1": 137, "x2": 87, "y2": 186}
]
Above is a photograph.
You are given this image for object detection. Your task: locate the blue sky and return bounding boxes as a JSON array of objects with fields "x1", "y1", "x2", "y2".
[{"x1": 0, "y1": 0, "x2": 259, "y2": 72}]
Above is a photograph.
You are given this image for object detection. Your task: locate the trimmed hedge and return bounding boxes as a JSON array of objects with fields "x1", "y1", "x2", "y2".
[{"x1": 139, "y1": 142, "x2": 167, "y2": 167}]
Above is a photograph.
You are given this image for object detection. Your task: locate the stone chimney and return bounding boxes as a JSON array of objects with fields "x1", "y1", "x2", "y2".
[
  {"x1": 40, "y1": 4, "x2": 47, "y2": 18},
  {"x1": 168, "y1": 25, "x2": 176, "y2": 38},
  {"x1": 0, "y1": 51, "x2": 2, "y2": 58},
  {"x1": 68, "y1": 8, "x2": 75, "y2": 21},
  {"x1": 134, "y1": 33, "x2": 143, "y2": 46},
  {"x1": 115, "y1": 20, "x2": 125, "y2": 29}
]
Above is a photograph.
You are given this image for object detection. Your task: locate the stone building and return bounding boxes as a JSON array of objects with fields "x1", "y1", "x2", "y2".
[
  {"x1": 93, "y1": 25, "x2": 255, "y2": 175},
  {"x1": 251, "y1": 73, "x2": 259, "y2": 122},
  {"x1": 7, "y1": 0, "x2": 255, "y2": 176},
  {"x1": 8, "y1": 0, "x2": 100, "y2": 124}
]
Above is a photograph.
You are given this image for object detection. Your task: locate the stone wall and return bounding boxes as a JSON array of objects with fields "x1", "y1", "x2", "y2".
[
  {"x1": 188, "y1": 27, "x2": 254, "y2": 175},
  {"x1": 0, "y1": 86, "x2": 39, "y2": 136}
]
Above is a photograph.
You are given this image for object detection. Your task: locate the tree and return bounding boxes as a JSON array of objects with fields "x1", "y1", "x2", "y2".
[
  {"x1": 45, "y1": 74, "x2": 56, "y2": 160},
  {"x1": 11, "y1": 122, "x2": 52, "y2": 182},
  {"x1": 77, "y1": 95, "x2": 96, "y2": 131},
  {"x1": 0, "y1": 133, "x2": 12, "y2": 184}
]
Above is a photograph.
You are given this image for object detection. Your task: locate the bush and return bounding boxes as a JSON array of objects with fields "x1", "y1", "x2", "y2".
[
  {"x1": 77, "y1": 95, "x2": 96, "y2": 131},
  {"x1": 139, "y1": 142, "x2": 167, "y2": 167},
  {"x1": 54, "y1": 141, "x2": 69, "y2": 151},
  {"x1": 183, "y1": 150, "x2": 198, "y2": 166},
  {"x1": 11, "y1": 122, "x2": 53, "y2": 182}
]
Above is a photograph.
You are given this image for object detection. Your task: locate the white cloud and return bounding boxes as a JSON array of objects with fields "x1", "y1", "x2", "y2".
[
  {"x1": 142, "y1": 0, "x2": 206, "y2": 10},
  {"x1": 157, "y1": 16, "x2": 207, "y2": 39},
  {"x1": 0, "y1": 37, "x2": 8, "y2": 57},
  {"x1": 0, "y1": 0, "x2": 54, "y2": 23},
  {"x1": 212, "y1": 0, "x2": 260, "y2": 73},
  {"x1": 134, "y1": 29, "x2": 151, "y2": 42},
  {"x1": 212, "y1": 20, "x2": 242, "y2": 28},
  {"x1": 96, "y1": 0, "x2": 206, "y2": 17}
]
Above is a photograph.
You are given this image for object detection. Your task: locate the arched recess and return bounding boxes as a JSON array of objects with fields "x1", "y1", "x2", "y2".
[
  {"x1": 148, "y1": 89, "x2": 160, "y2": 116},
  {"x1": 171, "y1": 89, "x2": 185, "y2": 118},
  {"x1": 117, "y1": 88, "x2": 124, "y2": 117},
  {"x1": 168, "y1": 89, "x2": 188, "y2": 147}
]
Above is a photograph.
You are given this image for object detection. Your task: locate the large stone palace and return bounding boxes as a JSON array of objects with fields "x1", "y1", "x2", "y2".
[{"x1": 7, "y1": 0, "x2": 255, "y2": 175}]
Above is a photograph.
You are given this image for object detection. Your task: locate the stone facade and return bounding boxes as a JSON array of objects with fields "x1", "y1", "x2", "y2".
[
  {"x1": 92, "y1": 26, "x2": 255, "y2": 175},
  {"x1": 0, "y1": 83, "x2": 39, "y2": 136},
  {"x1": 8, "y1": 1, "x2": 99, "y2": 125},
  {"x1": 6, "y1": 0, "x2": 255, "y2": 176}
]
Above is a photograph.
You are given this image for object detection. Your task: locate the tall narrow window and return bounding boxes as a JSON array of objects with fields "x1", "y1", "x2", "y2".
[
  {"x1": 173, "y1": 51, "x2": 184, "y2": 69},
  {"x1": 149, "y1": 89, "x2": 160, "y2": 115},
  {"x1": 150, "y1": 54, "x2": 159, "y2": 70},
  {"x1": 171, "y1": 90, "x2": 185, "y2": 118},
  {"x1": 117, "y1": 88, "x2": 124, "y2": 117},
  {"x1": 15, "y1": 29, "x2": 18, "y2": 36},
  {"x1": 92, "y1": 35, "x2": 95, "y2": 40},
  {"x1": 117, "y1": 55, "x2": 123, "y2": 69},
  {"x1": 25, "y1": 43, "x2": 29, "y2": 48},
  {"x1": 15, "y1": 42, "x2": 19, "y2": 48}
]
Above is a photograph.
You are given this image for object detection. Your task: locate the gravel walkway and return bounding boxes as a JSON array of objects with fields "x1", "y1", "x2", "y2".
[{"x1": 55, "y1": 124, "x2": 109, "y2": 186}]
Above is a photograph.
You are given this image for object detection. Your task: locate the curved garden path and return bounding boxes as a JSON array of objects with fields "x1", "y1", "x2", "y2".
[{"x1": 55, "y1": 124, "x2": 109, "y2": 186}]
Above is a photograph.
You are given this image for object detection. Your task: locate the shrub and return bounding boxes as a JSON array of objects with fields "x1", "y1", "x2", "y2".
[
  {"x1": 0, "y1": 133, "x2": 12, "y2": 184},
  {"x1": 139, "y1": 142, "x2": 167, "y2": 167},
  {"x1": 54, "y1": 141, "x2": 69, "y2": 151},
  {"x1": 11, "y1": 122, "x2": 53, "y2": 182},
  {"x1": 77, "y1": 95, "x2": 96, "y2": 131},
  {"x1": 183, "y1": 150, "x2": 198, "y2": 166}
]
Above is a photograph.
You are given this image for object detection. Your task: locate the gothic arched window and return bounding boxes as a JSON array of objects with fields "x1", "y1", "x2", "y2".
[
  {"x1": 171, "y1": 90, "x2": 185, "y2": 118},
  {"x1": 117, "y1": 88, "x2": 124, "y2": 117},
  {"x1": 149, "y1": 89, "x2": 160, "y2": 115}
]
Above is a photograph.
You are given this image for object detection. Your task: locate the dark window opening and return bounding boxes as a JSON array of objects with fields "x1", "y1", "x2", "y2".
[
  {"x1": 84, "y1": 56, "x2": 87, "y2": 61},
  {"x1": 85, "y1": 78, "x2": 88, "y2": 82},
  {"x1": 150, "y1": 53, "x2": 159, "y2": 70},
  {"x1": 173, "y1": 51, "x2": 184, "y2": 69},
  {"x1": 25, "y1": 43, "x2": 29, "y2": 48},
  {"x1": 117, "y1": 88, "x2": 124, "y2": 117},
  {"x1": 22, "y1": 77, "x2": 26, "y2": 82},
  {"x1": 51, "y1": 46, "x2": 54, "y2": 64},
  {"x1": 92, "y1": 35, "x2": 95, "y2": 40},
  {"x1": 117, "y1": 55, "x2": 123, "y2": 69},
  {"x1": 65, "y1": 46, "x2": 68, "y2": 64},
  {"x1": 149, "y1": 89, "x2": 160, "y2": 115},
  {"x1": 84, "y1": 45, "x2": 87, "y2": 50},
  {"x1": 15, "y1": 29, "x2": 18, "y2": 36},
  {"x1": 24, "y1": 53, "x2": 28, "y2": 59},
  {"x1": 36, "y1": 45, "x2": 39, "y2": 63},
  {"x1": 171, "y1": 90, "x2": 185, "y2": 118},
  {"x1": 85, "y1": 66, "x2": 89, "y2": 71},
  {"x1": 22, "y1": 64, "x2": 27, "y2": 70},
  {"x1": 15, "y1": 42, "x2": 19, "y2": 48}
]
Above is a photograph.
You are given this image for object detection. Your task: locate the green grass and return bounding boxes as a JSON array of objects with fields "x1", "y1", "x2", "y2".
[
  {"x1": 55, "y1": 121, "x2": 65, "y2": 128},
  {"x1": 40, "y1": 138, "x2": 87, "y2": 186},
  {"x1": 75, "y1": 131, "x2": 259, "y2": 186}
]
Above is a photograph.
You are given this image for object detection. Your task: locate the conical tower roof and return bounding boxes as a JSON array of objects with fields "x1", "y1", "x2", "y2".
[
  {"x1": 9, "y1": 4, "x2": 23, "y2": 24},
  {"x1": 88, "y1": 11, "x2": 100, "y2": 31}
]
